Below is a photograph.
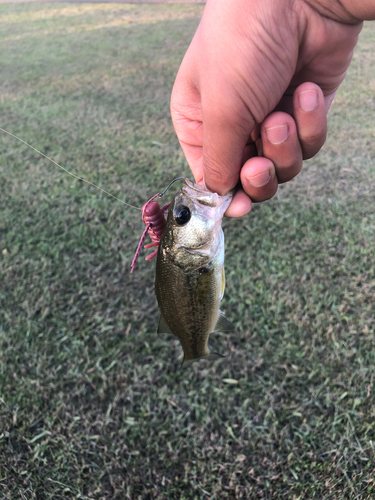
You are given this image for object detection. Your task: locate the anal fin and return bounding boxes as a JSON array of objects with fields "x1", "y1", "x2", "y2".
[
  {"x1": 157, "y1": 314, "x2": 173, "y2": 334},
  {"x1": 214, "y1": 311, "x2": 235, "y2": 332}
]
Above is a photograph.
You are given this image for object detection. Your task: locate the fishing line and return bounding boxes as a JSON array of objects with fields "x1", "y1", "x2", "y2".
[{"x1": 0, "y1": 127, "x2": 142, "y2": 211}]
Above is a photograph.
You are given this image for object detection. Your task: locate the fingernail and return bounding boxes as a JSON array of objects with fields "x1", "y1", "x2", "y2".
[
  {"x1": 265, "y1": 124, "x2": 288, "y2": 144},
  {"x1": 247, "y1": 169, "x2": 271, "y2": 188},
  {"x1": 299, "y1": 90, "x2": 318, "y2": 111}
]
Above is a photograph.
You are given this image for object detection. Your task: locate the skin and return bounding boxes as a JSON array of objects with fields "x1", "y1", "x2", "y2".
[{"x1": 171, "y1": 0, "x2": 374, "y2": 217}]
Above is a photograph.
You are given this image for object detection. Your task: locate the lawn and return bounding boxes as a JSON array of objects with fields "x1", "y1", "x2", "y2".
[{"x1": 0, "y1": 4, "x2": 374, "y2": 499}]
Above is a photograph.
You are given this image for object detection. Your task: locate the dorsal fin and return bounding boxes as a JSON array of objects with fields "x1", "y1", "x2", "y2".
[{"x1": 214, "y1": 311, "x2": 235, "y2": 332}]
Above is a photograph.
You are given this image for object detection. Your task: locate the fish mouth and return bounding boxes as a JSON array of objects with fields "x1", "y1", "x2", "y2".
[
  {"x1": 181, "y1": 178, "x2": 232, "y2": 214},
  {"x1": 183, "y1": 178, "x2": 206, "y2": 194}
]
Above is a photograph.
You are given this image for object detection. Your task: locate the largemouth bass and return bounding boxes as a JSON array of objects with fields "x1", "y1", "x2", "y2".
[{"x1": 155, "y1": 178, "x2": 234, "y2": 366}]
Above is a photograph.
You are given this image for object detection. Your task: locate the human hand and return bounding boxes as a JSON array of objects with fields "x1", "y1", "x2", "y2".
[{"x1": 171, "y1": 0, "x2": 365, "y2": 216}]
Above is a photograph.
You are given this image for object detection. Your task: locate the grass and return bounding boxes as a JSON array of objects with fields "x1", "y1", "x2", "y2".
[{"x1": 0, "y1": 4, "x2": 374, "y2": 499}]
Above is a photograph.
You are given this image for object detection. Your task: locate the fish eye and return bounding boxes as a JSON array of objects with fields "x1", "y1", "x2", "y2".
[{"x1": 174, "y1": 205, "x2": 191, "y2": 225}]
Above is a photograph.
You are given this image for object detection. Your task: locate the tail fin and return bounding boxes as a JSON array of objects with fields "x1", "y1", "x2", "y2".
[
  {"x1": 207, "y1": 350, "x2": 225, "y2": 361},
  {"x1": 181, "y1": 349, "x2": 225, "y2": 368}
]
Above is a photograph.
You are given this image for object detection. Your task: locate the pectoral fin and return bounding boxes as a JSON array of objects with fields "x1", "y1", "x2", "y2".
[
  {"x1": 157, "y1": 314, "x2": 173, "y2": 334},
  {"x1": 214, "y1": 311, "x2": 235, "y2": 333}
]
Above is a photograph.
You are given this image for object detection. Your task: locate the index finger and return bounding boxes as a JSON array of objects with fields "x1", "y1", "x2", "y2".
[{"x1": 202, "y1": 89, "x2": 256, "y2": 195}]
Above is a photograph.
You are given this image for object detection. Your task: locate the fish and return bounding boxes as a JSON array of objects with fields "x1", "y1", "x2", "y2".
[{"x1": 155, "y1": 178, "x2": 234, "y2": 366}]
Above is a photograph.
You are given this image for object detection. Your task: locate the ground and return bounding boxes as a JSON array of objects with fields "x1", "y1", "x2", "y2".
[{"x1": 0, "y1": 4, "x2": 374, "y2": 499}]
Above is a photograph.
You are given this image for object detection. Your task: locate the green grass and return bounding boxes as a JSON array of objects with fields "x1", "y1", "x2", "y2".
[{"x1": 0, "y1": 4, "x2": 374, "y2": 499}]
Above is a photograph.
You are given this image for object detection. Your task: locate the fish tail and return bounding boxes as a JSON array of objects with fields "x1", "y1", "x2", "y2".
[
  {"x1": 207, "y1": 350, "x2": 226, "y2": 361},
  {"x1": 181, "y1": 350, "x2": 225, "y2": 368}
]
